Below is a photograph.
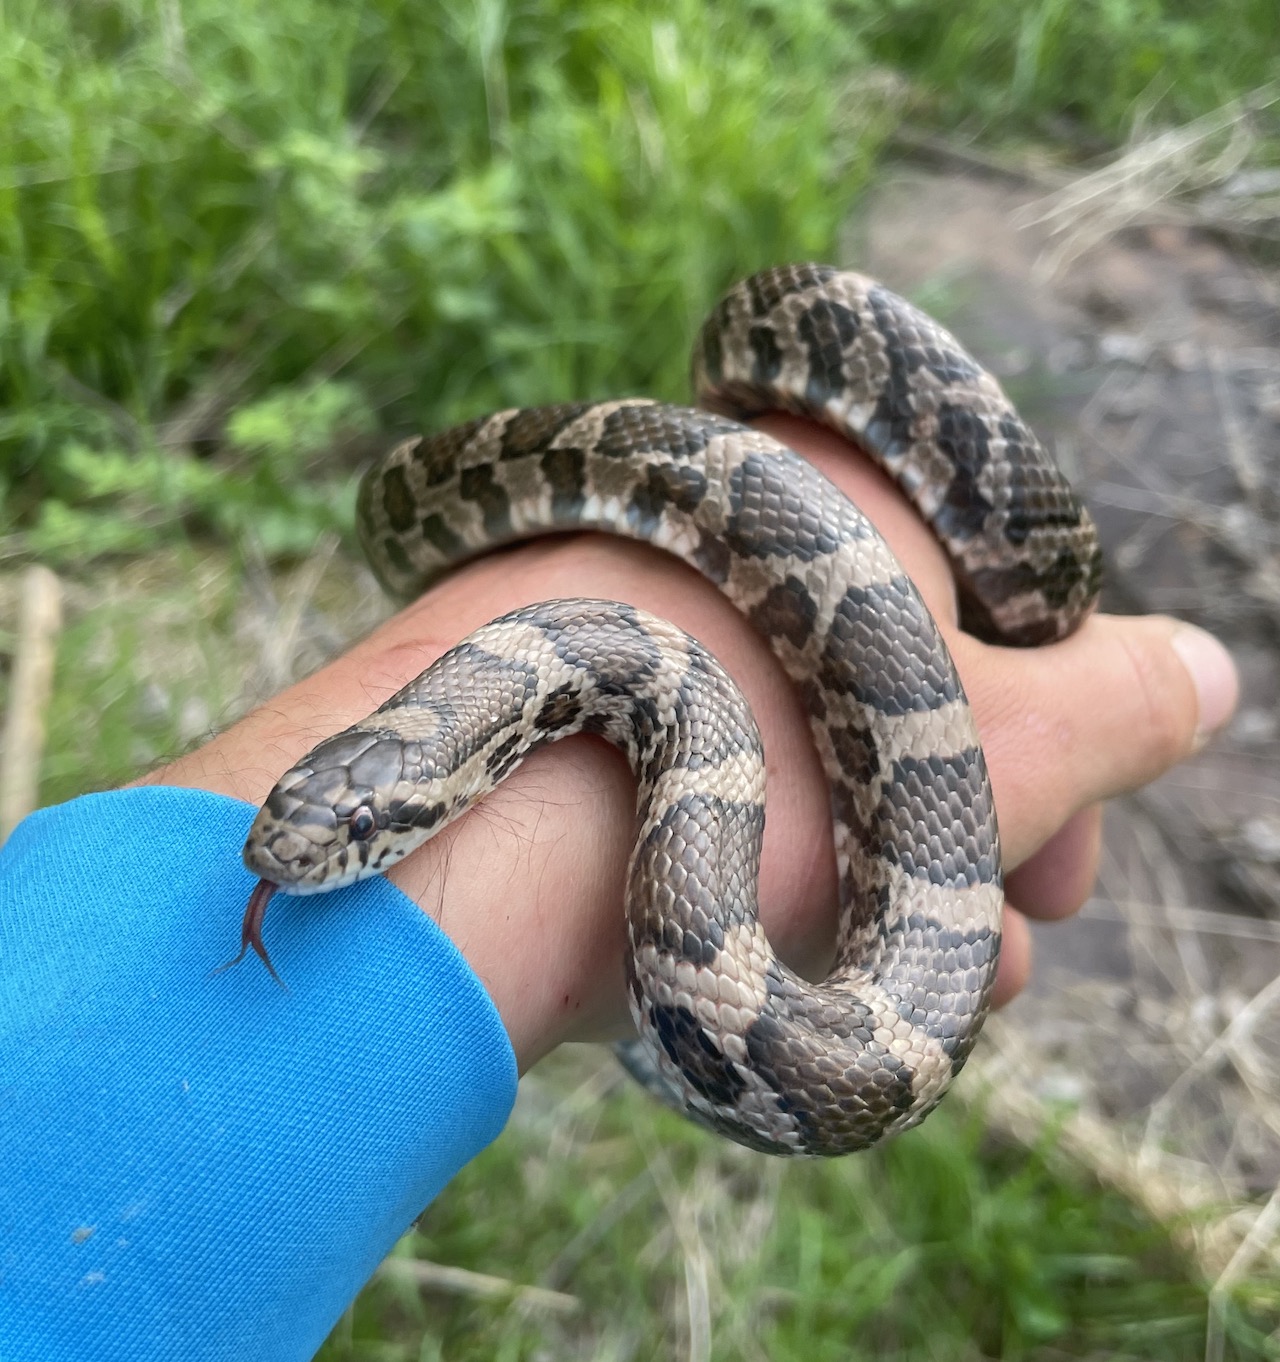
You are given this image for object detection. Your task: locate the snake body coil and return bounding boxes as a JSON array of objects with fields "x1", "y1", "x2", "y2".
[{"x1": 240, "y1": 264, "x2": 1101, "y2": 1156}]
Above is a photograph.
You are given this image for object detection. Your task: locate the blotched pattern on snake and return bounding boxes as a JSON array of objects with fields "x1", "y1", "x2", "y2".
[{"x1": 236, "y1": 264, "x2": 1102, "y2": 1156}]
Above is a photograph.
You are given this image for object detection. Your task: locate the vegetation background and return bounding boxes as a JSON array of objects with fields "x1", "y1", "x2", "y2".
[{"x1": 3, "y1": 0, "x2": 1279, "y2": 1356}]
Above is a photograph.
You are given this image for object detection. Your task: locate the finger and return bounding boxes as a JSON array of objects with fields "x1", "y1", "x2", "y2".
[
  {"x1": 994, "y1": 806, "x2": 1104, "y2": 1012},
  {"x1": 1004, "y1": 805, "x2": 1102, "y2": 919},
  {"x1": 957, "y1": 613, "x2": 1238, "y2": 865},
  {"x1": 991, "y1": 905, "x2": 1031, "y2": 1009}
]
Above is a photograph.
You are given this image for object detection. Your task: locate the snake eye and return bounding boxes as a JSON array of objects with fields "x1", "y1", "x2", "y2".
[{"x1": 349, "y1": 806, "x2": 377, "y2": 841}]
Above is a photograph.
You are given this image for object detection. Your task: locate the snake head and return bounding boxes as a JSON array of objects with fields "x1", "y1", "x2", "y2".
[{"x1": 242, "y1": 727, "x2": 448, "y2": 893}]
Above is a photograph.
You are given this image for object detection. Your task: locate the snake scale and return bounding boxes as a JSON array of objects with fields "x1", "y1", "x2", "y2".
[{"x1": 236, "y1": 263, "x2": 1102, "y2": 1157}]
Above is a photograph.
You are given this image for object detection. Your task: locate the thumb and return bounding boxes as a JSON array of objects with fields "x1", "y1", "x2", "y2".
[{"x1": 955, "y1": 614, "x2": 1239, "y2": 866}]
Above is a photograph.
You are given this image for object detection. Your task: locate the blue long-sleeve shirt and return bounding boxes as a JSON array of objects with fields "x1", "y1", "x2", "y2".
[{"x1": 0, "y1": 788, "x2": 519, "y2": 1361}]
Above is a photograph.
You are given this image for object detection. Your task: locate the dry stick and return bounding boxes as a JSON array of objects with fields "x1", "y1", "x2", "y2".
[
  {"x1": 375, "y1": 1257, "x2": 581, "y2": 1316},
  {"x1": 259, "y1": 533, "x2": 341, "y2": 692},
  {"x1": 0, "y1": 566, "x2": 64, "y2": 842},
  {"x1": 1139, "y1": 971, "x2": 1280, "y2": 1174},
  {"x1": 886, "y1": 126, "x2": 1070, "y2": 191},
  {"x1": 641, "y1": 1139, "x2": 716, "y2": 1362},
  {"x1": 1205, "y1": 1184, "x2": 1280, "y2": 1362},
  {"x1": 1207, "y1": 344, "x2": 1265, "y2": 498},
  {"x1": 1083, "y1": 896, "x2": 1280, "y2": 945}
]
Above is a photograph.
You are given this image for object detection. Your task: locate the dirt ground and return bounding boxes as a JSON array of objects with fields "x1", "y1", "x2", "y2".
[{"x1": 853, "y1": 166, "x2": 1280, "y2": 1251}]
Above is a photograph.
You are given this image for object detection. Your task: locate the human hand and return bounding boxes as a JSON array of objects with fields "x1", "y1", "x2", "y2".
[{"x1": 144, "y1": 414, "x2": 1238, "y2": 1071}]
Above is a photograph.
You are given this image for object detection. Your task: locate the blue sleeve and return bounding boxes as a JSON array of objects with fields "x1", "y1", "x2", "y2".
[{"x1": 0, "y1": 787, "x2": 519, "y2": 1362}]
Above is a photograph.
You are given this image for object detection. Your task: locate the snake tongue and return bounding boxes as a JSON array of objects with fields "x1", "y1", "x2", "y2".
[{"x1": 212, "y1": 879, "x2": 287, "y2": 989}]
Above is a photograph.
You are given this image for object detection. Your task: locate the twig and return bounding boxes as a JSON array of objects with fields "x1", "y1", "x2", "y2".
[
  {"x1": 1207, "y1": 344, "x2": 1265, "y2": 498},
  {"x1": 49, "y1": 368, "x2": 145, "y2": 452},
  {"x1": 888, "y1": 126, "x2": 1069, "y2": 191},
  {"x1": 0, "y1": 566, "x2": 64, "y2": 841},
  {"x1": 376, "y1": 1256, "x2": 581, "y2": 1315},
  {"x1": 258, "y1": 534, "x2": 342, "y2": 690},
  {"x1": 154, "y1": 358, "x2": 258, "y2": 446},
  {"x1": 1139, "y1": 972, "x2": 1280, "y2": 1173},
  {"x1": 539, "y1": 1170, "x2": 654, "y2": 1292},
  {"x1": 1081, "y1": 897, "x2": 1280, "y2": 944},
  {"x1": 641, "y1": 1141, "x2": 718, "y2": 1362},
  {"x1": 1205, "y1": 1183, "x2": 1280, "y2": 1362}
]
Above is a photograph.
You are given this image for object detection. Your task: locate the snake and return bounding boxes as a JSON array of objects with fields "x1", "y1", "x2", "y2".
[{"x1": 232, "y1": 263, "x2": 1102, "y2": 1157}]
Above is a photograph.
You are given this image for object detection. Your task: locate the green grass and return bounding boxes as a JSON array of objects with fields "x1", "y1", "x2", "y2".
[
  {"x1": 0, "y1": 0, "x2": 875, "y2": 556},
  {"x1": 859, "y1": 0, "x2": 1279, "y2": 140},
  {"x1": 35, "y1": 548, "x2": 246, "y2": 800},
  {"x1": 2, "y1": 0, "x2": 1276, "y2": 563},
  {"x1": 319, "y1": 1051, "x2": 1278, "y2": 1361},
  {"x1": 33, "y1": 544, "x2": 383, "y2": 802}
]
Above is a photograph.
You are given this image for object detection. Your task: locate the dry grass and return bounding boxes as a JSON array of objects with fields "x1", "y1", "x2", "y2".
[
  {"x1": 945, "y1": 118, "x2": 1280, "y2": 1353},
  {"x1": 1019, "y1": 85, "x2": 1280, "y2": 276}
]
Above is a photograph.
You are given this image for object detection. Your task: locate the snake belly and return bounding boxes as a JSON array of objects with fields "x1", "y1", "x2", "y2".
[{"x1": 241, "y1": 264, "x2": 1102, "y2": 1157}]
